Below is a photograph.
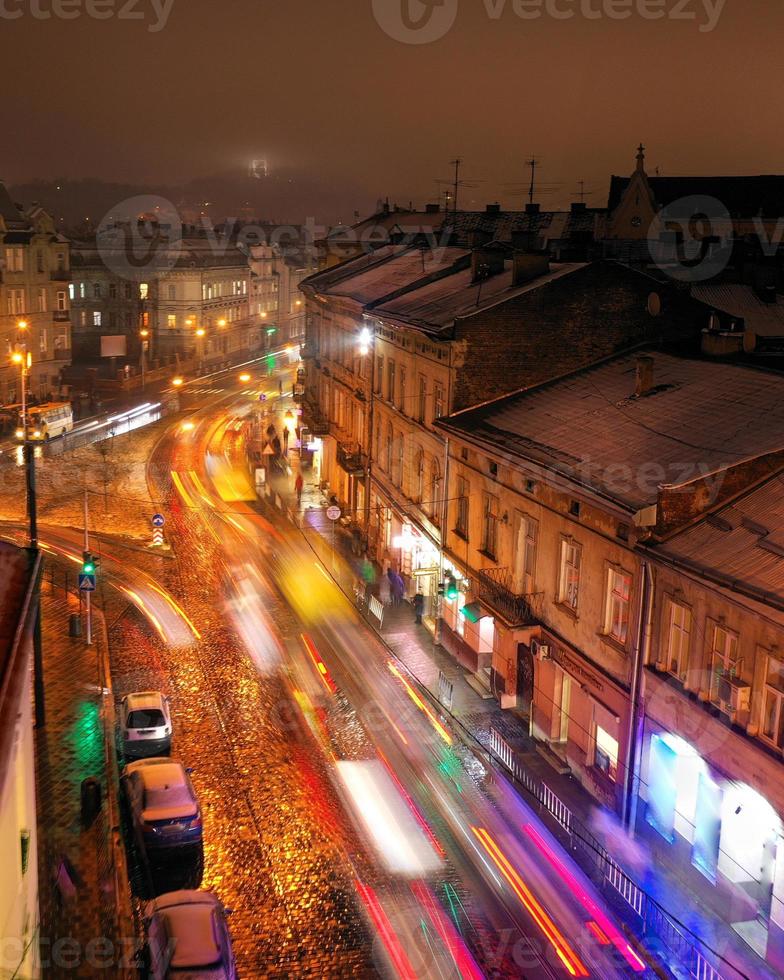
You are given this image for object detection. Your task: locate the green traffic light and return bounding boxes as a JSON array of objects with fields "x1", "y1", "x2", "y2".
[{"x1": 83, "y1": 562, "x2": 95, "y2": 575}]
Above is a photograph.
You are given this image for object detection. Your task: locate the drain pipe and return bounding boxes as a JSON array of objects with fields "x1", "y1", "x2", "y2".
[{"x1": 623, "y1": 558, "x2": 653, "y2": 832}]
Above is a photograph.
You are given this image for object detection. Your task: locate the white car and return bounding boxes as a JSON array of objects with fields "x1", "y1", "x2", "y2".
[
  {"x1": 122, "y1": 758, "x2": 202, "y2": 851},
  {"x1": 121, "y1": 691, "x2": 172, "y2": 758},
  {"x1": 146, "y1": 890, "x2": 236, "y2": 979}
]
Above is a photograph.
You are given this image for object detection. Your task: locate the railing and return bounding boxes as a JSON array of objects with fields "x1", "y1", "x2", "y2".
[
  {"x1": 475, "y1": 566, "x2": 540, "y2": 626},
  {"x1": 337, "y1": 443, "x2": 366, "y2": 475},
  {"x1": 489, "y1": 727, "x2": 736, "y2": 980},
  {"x1": 53, "y1": 310, "x2": 71, "y2": 322},
  {"x1": 50, "y1": 269, "x2": 70, "y2": 281}
]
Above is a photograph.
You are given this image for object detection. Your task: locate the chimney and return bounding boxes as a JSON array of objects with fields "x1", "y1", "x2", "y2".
[
  {"x1": 512, "y1": 250, "x2": 550, "y2": 286},
  {"x1": 570, "y1": 202, "x2": 587, "y2": 213},
  {"x1": 525, "y1": 202, "x2": 540, "y2": 215},
  {"x1": 635, "y1": 355, "x2": 656, "y2": 397},
  {"x1": 425, "y1": 203, "x2": 440, "y2": 214},
  {"x1": 485, "y1": 203, "x2": 502, "y2": 214},
  {"x1": 471, "y1": 244, "x2": 507, "y2": 282},
  {"x1": 511, "y1": 229, "x2": 537, "y2": 251}
]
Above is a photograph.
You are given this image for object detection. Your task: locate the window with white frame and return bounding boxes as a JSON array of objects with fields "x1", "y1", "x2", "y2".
[
  {"x1": 709, "y1": 624, "x2": 739, "y2": 706},
  {"x1": 36, "y1": 288, "x2": 47, "y2": 313},
  {"x1": 762, "y1": 654, "x2": 784, "y2": 749},
  {"x1": 57, "y1": 291, "x2": 67, "y2": 311},
  {"x1": 558, "y1": 539, "x2": 581, "y2": 611},
  {"x1": 434, "y1": 382, "x2": 445, "y2": 419},
  {"x1": 513, "y1": 513, "x2": 538, "y2": 594},
  {"x1": 604, "y1": 567, "x2": 632, "y2": 645},
  {"x1": 664, "y1": 599, "x2": 691, "y2": 679},
  {"x1": 167, "y1": 314, "x2": 177, "y2": 329}
]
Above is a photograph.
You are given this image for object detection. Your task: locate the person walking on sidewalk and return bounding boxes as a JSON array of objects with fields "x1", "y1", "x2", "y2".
[
  {"x1": 379, "y1": 573, "x2": 391, "y2": 605},
  {"x1": 414, "y1": 591, "x2": 425, "y2": 624},
  {"x1": 294, "y1": 472, "x2": 303, "y2": 507},
  {"x1": 283, "y1": 427, "x2": 290, "y2": 455}
]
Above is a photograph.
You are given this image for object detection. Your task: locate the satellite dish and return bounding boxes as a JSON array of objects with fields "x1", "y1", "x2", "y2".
[{"x1": 647, "y1": 292, "x2": 662, "y2": 317}]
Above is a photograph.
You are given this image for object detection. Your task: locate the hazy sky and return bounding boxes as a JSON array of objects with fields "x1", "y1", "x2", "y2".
[{"x1": 2, "y1": 0, "x2": 782, "y2": 210}]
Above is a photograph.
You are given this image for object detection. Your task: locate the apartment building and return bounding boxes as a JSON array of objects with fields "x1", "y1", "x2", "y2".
[
  {"x1": 0, "y1": 182, "x2": 71, "y2": 409},
  {"x1": 436, "y1": 351, "x2": 784, "y2": 971},
  {"x1": 301, "y1": 240, "x2": 709, "y2": 628},
  {"x1": 249, "y1": 240, "x2": 315, "y2": 346}
]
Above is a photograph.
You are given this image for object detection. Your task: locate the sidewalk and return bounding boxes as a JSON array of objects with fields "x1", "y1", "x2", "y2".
[
  {"x1": 279, "y1": 473, "x2": 771, "y2": 980},
  {"x1": 35, "y1": 571, "x2": 134, "y2": 978}
]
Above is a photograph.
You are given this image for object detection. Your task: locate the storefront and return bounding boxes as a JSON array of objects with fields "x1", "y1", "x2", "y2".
[
  {"x1": 642, "y1": 671, "x2": 784, "y2": 968},
  {"x1": 392, "y1": 523, "x2": 441, "y2": 630},
  {"x1": 531, "y1": 628, "x2": 629, "y2": 813}
]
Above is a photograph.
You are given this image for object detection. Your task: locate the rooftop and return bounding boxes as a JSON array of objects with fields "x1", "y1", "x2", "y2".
[
  {"x1": 692, "y1": 283, "x2": 784, "y2": 338},
  {"x1": 437, "y1": 351, "x2": 784, "y2": 510},
  {"x1": 371, "y1": 260, "x2": 585, "y2": 335},
  {"x1": 608, "y1": 174, "x2": 784, "y2": 217},
  {"x1": 656, "y1": 474, "x2": 784, "y2": 619}
]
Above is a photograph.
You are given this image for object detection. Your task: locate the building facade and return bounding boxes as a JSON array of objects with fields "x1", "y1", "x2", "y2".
[{"x1": 1, "y1": 183, "x2": 71, "y2": 413}]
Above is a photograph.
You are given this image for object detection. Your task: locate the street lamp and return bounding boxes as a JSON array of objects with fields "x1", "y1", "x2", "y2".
[
  {"x1": 172, "y1": 376, "x2": 184, "y2": 387},
  {"x1": 140, "y1": 328, "x2": 150, "y2": 390},
  {"x1": 10, "y1": 348, "x2": 37, "y2": 548},
  {"x1": 195, "y1": 327, "x2": 206, "y2": 370}
]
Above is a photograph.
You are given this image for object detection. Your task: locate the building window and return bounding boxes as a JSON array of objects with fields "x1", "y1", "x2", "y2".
[
  {"x1": 395, "y1": 431, "x2": 404, "y2": 487},
  {"x1": 762, "y1": 655, "x2": 784, "y2": 749},
  {"x1": 68, "y1": 283, "x2": 75, "y2": 301},
  {"x1": 39, "y1": 328, "x2": 48, "y2": 353},
  {"x1": 455, "y1": 476, "x2": 469, "y2": 539},
  {"x1": 139, "y1": 283, "x2": 149, "y2": 300},
  {"x1": 399, "y1": 366, "x2": 407, "y2": 413},
  {"x1": 36, "y1": 288, "x2": 47, "y2": 313},
  {"x1": 167, "y1": 314, "x2": 177, "y2": 329},
  {"x1": 481, "y1": 495, "x2": 499, "y2": 559},
  {"x1": 414, "y1": 449, "x2": 425, "y2": 503},
  {"x1": 56, "y1": 291, "x2": 67, "y2": 311},
  {"x1": 7, "y1": 289, "x2": 25, "y2": 315},
  {"x1": 93, "y1": 283, "x2": 101, "y2": 298},
  {"x1": 124, "y1": 283, "x2": 132, "y2": 299},
  {"x1": 434, "y1": 383, "x2": 445, "y2": 419},
  {"x1": 5, "y1": 247, "x2": 24, "y2": 272},
  {"x1": 664, "y1": 599, "x2": 691, "y2": 679},
  {"x1": 36, "y1": 250, "x2": 45, "y2": 273},
  {"x1": 558, "y1": 539, "x2": 581, "y2": 611},
  {"x1": 109, "y1": 283, "x2": 117, "y2": 299},
  {"x1": 604, "y1": 568, "x2": 632, "y2": 645},
  {"x1": 709, "y1": 624, "x2": 739, "y2": 706},
  {"x1": 387, "y1": 359, "x2": 396, "y2": 403},
  {"x1": 93, "y1": 312, "x2": 102, "y2": 327},
  {"x1": 79, "y1": 282, "x2": 86, "y2": 299},
  {"x1": 513, "y1": 513, "x2": 538, "y2": 593},
  {"x1": 594, "y1": 726, "x2": 619, "y2": 781},
  {"x1": 430, "y1": 460, "x2": 442, "y2": 527},
  {"x1": 168, "y1": 284, "x2": 176, "y2": 300},
  {"x1": 418, "y1": 375, "x2": 427, "y2": 422},
  {"x1": 385, "y1": 422, "x2": 393, "y2": 473}
]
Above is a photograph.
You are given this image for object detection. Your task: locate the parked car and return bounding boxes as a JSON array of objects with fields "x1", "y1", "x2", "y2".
[
  {"x1": 122, "y1": 758, "x2": 202, "y2": 851},
  {"x1": 120, "y1": 691, "x2": 172, "y2": 758},
  {"x1": 145, "y1": 890, "x2": 236, "y2": 979}
]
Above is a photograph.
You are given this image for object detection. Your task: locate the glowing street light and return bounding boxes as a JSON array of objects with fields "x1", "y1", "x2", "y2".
[
  {"x1": 172, "y1": 376, "x2": 184, "y2": 387},
  {"x1": 239, "y1": 373, "x2": 252, "y2": 383},
  {"x1": 217, "y1": 318, "x2": 227, "y2": 328},
  {"x1": 17, "y1": 319, "x2": 28, "y2": 332},
  {"x1": 195, "y1": 327, "x2": 206, "y2": 338}
]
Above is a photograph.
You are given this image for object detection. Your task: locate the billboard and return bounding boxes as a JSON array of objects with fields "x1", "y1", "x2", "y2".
[{"x1": 100, "y1": 335, "x2": 128, "y2": 358}]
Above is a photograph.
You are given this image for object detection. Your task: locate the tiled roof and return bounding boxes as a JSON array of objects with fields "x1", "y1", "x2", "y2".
[
  {"x1": 656, "y1": 475, "x2": 784, "y2": 617},
  {"x1": 608, "y1": 174, "x2": 784, "y2": 217},
  {"x1": 371, "y1": 261, "x2": 585, "y2": 334},
  {"x1": 444, "y1": 209, "x2": 605, "y2": 242},
  {"x1": 692, "y1": 284, "x2": 784, "y2": 338},
  {"x1": 438, "y1": 352, "x2": 784, "y2": 510}
]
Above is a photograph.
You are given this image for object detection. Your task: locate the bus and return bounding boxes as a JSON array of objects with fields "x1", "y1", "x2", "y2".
[{"x1": 17, "y1": 403, "x2": 74, "y2": 441}]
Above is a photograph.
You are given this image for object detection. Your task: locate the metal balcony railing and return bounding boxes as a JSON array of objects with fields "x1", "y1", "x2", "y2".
[{"x1": 475, "y1": 566, "x2": 540, "y2": 626}]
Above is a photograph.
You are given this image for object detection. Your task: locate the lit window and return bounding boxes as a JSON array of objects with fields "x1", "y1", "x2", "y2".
[
  {"x1": 68, "y1": 283, "x2": 75, "y2": 301},
  {"x1": 558, "y1": 539, "x2": 581, "y2": 611},
  {"x1": 709, "y1": 625, "x2": 739, "y2": 707},
  {"x1": 434, "y1": 383, "x2": 445, "y2": 419},
  {"x1": 167, "y1": 314, "x2": 177, "y2": 329},
  {"x1": 139, "y1": 283, "x2": 149, "y2": 300},
  {"x1": 57, "y1": 291, "x2": 68, "y2": 311},
  {"x1": 604, "y1": 568, "x2": 632, "y2": 645},
  {"x1": 594, "y1": 726, "x2": 619, "y2": 781},
  {"x1": 664, "y1": 600, "x2": 691, "y2": 679},
  {"x1": 93, "y1": 311, "x2": 102, "y2": 327},
  {"x1": 762, "y1": 655, "x2": 784, "y2": 749}
]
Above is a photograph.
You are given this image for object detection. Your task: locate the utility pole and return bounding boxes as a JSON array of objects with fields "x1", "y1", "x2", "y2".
[{"x1": 526, "y1": 156, "x2": 540, "y2": 205}]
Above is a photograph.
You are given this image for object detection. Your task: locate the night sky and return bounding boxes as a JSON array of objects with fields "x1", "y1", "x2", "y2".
[{"x1": 3, "y1": 0, "x2": 782, "y2": 216}]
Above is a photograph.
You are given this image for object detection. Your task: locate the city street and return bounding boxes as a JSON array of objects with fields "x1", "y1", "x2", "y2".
[{"x1": 91, "y1": 358, "x2": 654, "y2": 978}]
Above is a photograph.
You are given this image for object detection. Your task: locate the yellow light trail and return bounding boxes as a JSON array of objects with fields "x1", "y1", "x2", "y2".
[
  {"x1": 387, "y1": 661, "x2": 452, "y2": 745},
  {"x1": 171, "y1": 471, "x2": 196, "y2": 508}
]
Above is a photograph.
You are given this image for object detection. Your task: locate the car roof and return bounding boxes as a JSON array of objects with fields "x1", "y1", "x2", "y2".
[
  {"x1": 124, "y1": 691, "x2": 166, "y2": 710},
  {"x1": 162, "y1": 903, "x2": 222, "y2": 968}
]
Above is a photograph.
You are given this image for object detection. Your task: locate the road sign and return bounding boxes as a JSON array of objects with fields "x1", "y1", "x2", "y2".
[
  {"x1": 79, "y1": 573, "x2": 96, "y2": 592},
  {"x1": 326, "y1": 505, "x2": 341, "y2": 521},
  {"x1": 259, "y1": 393, "x2": 267, "y2": 402},
  {"x1": 152, "y1": 513, "x2": 165, "y2": 528}
]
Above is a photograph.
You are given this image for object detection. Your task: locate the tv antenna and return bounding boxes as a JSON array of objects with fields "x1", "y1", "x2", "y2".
[
  {"x1": 526, "y1": 156, "x2": 540, "y2": 205},
  {"x1": 435, "y1": 157, "x2": 483, "y2": 215}
]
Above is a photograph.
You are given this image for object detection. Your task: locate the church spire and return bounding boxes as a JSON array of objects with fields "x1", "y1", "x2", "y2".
[{"x1": 636, "y1": 143, "x2": 646, "y2": 174}]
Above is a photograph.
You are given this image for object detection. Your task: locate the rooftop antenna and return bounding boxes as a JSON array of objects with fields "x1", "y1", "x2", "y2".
[
  {"x1": 435, "y1": 158, "x2": 483, "y2": 216},
  {"x1": 526, "y1": 156, "x2": 540, "y2": 205},
  {"x1": 450, "y1": 157, "x2": 462, "y2": 216}
]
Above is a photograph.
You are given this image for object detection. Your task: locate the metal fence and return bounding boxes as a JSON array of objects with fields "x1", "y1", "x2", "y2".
[{"x1": 488, "y1": 728, "x2": 739, "y2": 980}]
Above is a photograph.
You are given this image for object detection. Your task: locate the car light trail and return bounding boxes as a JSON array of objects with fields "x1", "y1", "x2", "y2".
[
  {"x1": 171, "y1": 471, "x2": 196, "y2": 508},
  {"x1": 377, "y1": 749, "x2": 445, "y2": 858},
  {"x1": 523, "y1": 824, "x2": 647, "y2": 973},
  {"x1": 410, "y1": 881, "x2": 485, "y2": 980},
  {"x1": 387, "y1": 661, "x2": 452, "y2": 745},
  {"x1": 301, "y1": 634, "x2": 336, "y2": 694},
  {"x1": 189, "y1": 471, "x2": 215, "y2": 508},
  {"x1": 354, "y1": 880, "x2": 418, "y2": 980},
  {"x1": 471, "y1": 827, "x2": 588, "y2": 977}
]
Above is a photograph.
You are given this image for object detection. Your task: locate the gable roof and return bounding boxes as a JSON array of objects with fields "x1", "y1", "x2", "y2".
[
  {"x1": 608, "y1": 175, "x2": 784, "y2": 218},
  {"x1": 0, "y1": 181, "x2": 26, "y2": 229},
  {"x1": 437, "y1": 351, "x2": 784, "y2": 511}
]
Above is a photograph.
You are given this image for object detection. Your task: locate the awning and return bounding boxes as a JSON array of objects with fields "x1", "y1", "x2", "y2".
[{"x1": 460, "y1": 602, "x2": 481, "y2": 623}]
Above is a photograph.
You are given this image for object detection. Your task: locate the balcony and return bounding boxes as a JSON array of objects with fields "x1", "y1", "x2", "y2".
[
  {"x1": 53, "y1": 310, "x2": 70, "y2": 322},
  {"x1": 337, "y1": 443, "x2": 366, "y2": 477},
  {"x1": 475, "y1": 566, "x2": 541, "y2": 627},
  {"x1": 301, "y1": 341, "x2": 317, "y2": 359},
  {"x1": 50, "y1": 269, "x2": 70, "y2": 281}
]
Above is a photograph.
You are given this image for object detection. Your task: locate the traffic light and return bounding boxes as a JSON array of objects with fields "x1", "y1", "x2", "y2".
[
  {"x1": 445, "y1": 575, "x2": 458, "y2": 601},
  {"x1": 82, "y1": 552, "x2": 97, "y2": 575}
]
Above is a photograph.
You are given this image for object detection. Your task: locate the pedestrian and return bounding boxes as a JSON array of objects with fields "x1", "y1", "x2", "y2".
[
  {"x1": 283, "y1": 427, "x2": 290, "y2": 454},
  {"x1": 414, "y1": 591, "x2": 425, "y2": 624},
  {"x1": 294, "y1": 471, "x2": 304, "y2": 506},
  {"x1": 387, "y1": 567, "x2": 396, "y2": 604},
  {"x1": 379, "y1": 573, "x2": 391, "y2": 605},
  {"x1": 392, "y1": 571, "x2": 405, "y2": 606}
]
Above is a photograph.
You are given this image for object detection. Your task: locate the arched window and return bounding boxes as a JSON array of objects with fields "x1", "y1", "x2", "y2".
[{"x1": 430, "y1": 459, "x2": 442, "y2": 526}]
